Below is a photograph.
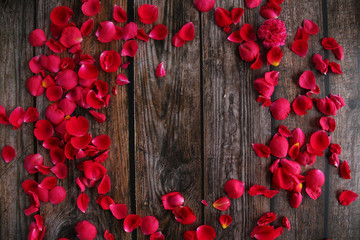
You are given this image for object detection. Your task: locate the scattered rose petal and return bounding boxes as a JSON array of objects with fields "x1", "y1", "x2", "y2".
[
  {"x1": 329, "y1": 62, "x2": 343, "y2": 74},
  {"x1": 80, "y1": 19, "x2": 94, "y2": 37},
  {"x1": 239, "y1": 41, "x2": 260, "y2": 62},
  {"x1": 320, "y1": 116, "x2": 336, "y2": 132},
  {"x1": 155, "y1": 62, "x2": 166, "y2": 77},
  {"x1": 292, "y1": 39, "x2": 308, "y2": 57},
  {"x1": 219, "y1": 214, "x2": 232, "y2": 229},
  {"x1": 214, "y1": 7, "x2": 232, "y2": 30},
  {"x1": 75, "y1": 220, "x2": 97, "y2": 240},
  {"x1": 270, "y1": 98, "x2": 290, "y2": 120},
  {"x1": 227, "y1": 31, "x2": 243, "y2": 43},
  {"x1": 212, "y1": 197, "x2": 231, "y2": 211},
  {"x1": 27, "y1": 75, "x2": 45, "y2": 97},
  {"x1": 340, "y1": 161, "x2": 351, "y2": 179},
  {"x1": 150, "y1": 231, "x2": 165, "y2": 240},
  {"x1": 50, "y1": 6, "x2": 73, "y2": 27},
  {"x1": 60, "y1": 26, "x2": 82, "y2": 48},
  {"x1": 66, "y1": 116, "x2": 89, "y2": 137},
  {"x1": 121, "y1": 40, "x2": 138, "y2": 57},
  {"x1": 257, "y1": 212, "x2": 277, "y2": 226},
  {"x1": 303, "y1": 19, "x2": 319, "y2": 35},
  {"x1": 110, "y1": 203, "x2": 127, "y2": 219},
  {"x1": 305, "y1": 169, "x2": 325, "y2": 200},
  {"x1": 104, "y1": 230, "x2": 115, "y2": 240},
  {"x1": 310, "y1": 130, "x2": 330, "y2": 152},
  {"x1": 339, "y1": 190, "x2": 358, "y2": 206},
  {"x1": 49, "y1": 186, "x2": 66, "y2": 204},
  {"x1": 224, "y1": 179, "x2": 245, "y2": 199},
  {"x1": 81, "y1": 0, "x2": 100, "y2": 16},
  {"x1": 252, "y1": 143, "x2": 271, "y2": 158},
  {"x1": 267, "y1": 47, "x2": 283, "y2": 66},
  {"x1": 2, "y1": 145, "x2": 16, "y2": 163},
  {"x1": 96, "y1": 21, "x2": 117, "y2": 43},
  {"x1": 140, "y1": 216, "x2": 159, "y2": 235},
  {"x1": 196, "y1": 225, "x2": 216, "y2": 240},
  {"x1": 100, "y1": 50, "x2": 121, "y2": 73},
  {"x1": 173, "y1": 206, "x2": 197, "y2": 225},
  {"x1": 240, "y1": 24, "x2": 256, "y2": 41},
  {"x1": 138, "y1": 4, "x2": 158, "y2": 24},
  {"x1": 282, "y1": 217, "x2": 290, "y2": 230},
  {"x1": 124, "y1": 214, "x2": 142, "y2": 232},
  {"x1": 29, "y1": 29, "x2": 47, "y2": 47},
  {"x1": 113, "y1": 5, "x2": 127, "y2": 22},
  {"x1": 245, "y1": 0, "x2": 261, "y2": 9},
  {"x1": 34, "y1": 120, "x2": 54, "y2": 141},
  {"x1": 231, "y1": 8, "x2": 244, "y2": 24},
  {"x1": 149, "y1": 24, "x2": 168, "y2": 40},
  {"x1": 292, "y1": 95, "x2": 313, "y2": 116},
  {"x1": 98, "y1": 175, "x2": 111, "y2": 194},
  {"x1": 260, "y1": 2, "x2": 282, "y2": 19},
  {"x1": 313, "y1": 54, "x2": 329, "y2": 74},
  {"x1": 161, "y1": 192, "x2": 184, "y2": 210},
  {"x1": 77, "y1": 193, "x2": 89, "y2": 213},
  {"x1": 193, "y1": 0, "x2": 215, "y2": 12},
  {"x1": 122, "y1": 22, "x2": 138, "y2": 41}
]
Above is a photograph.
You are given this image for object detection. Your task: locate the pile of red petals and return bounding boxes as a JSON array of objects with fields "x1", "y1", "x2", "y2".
[
  {"x1": 292, "y1": 19, "x2": 319, "y2": 57},
  {"x1": 251, "y1": 212, "x2": 286, "y2": 240}
]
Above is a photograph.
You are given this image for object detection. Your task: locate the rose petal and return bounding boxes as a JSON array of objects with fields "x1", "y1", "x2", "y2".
[
  {"x1": 196, "y1": 225, "x2": 216, "y2": 240},
  {"x1": 124, "y1": 214, "x2": 142, "y2": 232},
  {"x1": 173, "y1": 206, "x2": 197, "y2": 225},
  {"x1": 2, "y1": 145, "x2": 16, "y2": 163},
  {"x1": 149, "y1": 24, "x2": 168, "y2": 40},
  {"x1": 60, "y1": 26, "x2": 82, "y2": 48},
  {"x1": 109, "y1": 203, "x2": 127, "y2": 219},
  {"x1": 140, "y1": 216, "x2": 159, "y2": 235},
  {"x1": 122, "y1": 22, "x2": 138, "y2": 41},
  {"x1": 138, "y1": 4, "x2": 158, "y2": 24},
  {"x1": 251, "y1": 54, "x2": 263, "y2": 70},
  {"x1": 292, "y1": 39, "x2": 309, "y2": 57},
  {"x1": 81, "y1": 0, "x2": 100, "y2": 16},
  {"x1": 66, "y1": 116, "x2": 89, "y2": 137},
  {"x1": 27, "y1": 75, "x2": 45, "y2": 97},
  {"x1": 49, "y1": 186, "x2": 66, "y2": 204},
  {"x1": 219, "y1": 214, "x2": 232, "y2": 229},
  {"x1": 320, "y1": 116, "x2": 336, "y2": 132},
  {"x1": 305, "y1": 169, "x2": 325, "y2": 200},
  {"x1": 313, "y1": 54, "x2": 329, "y2": 74},
  {"x1": 290, "y1": 192, "x2": 302, "y2": 208},
  {"x1": 292, "y1": 95, "x2": 313, "y2": 116},
  {"x1": 115, "y1": 73, "x2": 130, "y2": 85},
  {"x1": 252, "y1": 143, "x2": 271, "y2": 158},
  {"x1": 77, "y1": 193, "x2": 89, "y2": 213},
  {"x1": 50, "y1": 6, "x2": 73, "y2": 27},
  {"x1": 240, "y1": 24, "x2": 256, "y2": 41},
  {"x1": 212, "y1": 197, "x2": 231, "y2": 211},
  {"x1": 80, "y1": 19, "x2": 94, "y2": 37},
  {"x1": 96, "y1": 21, "x2": 117, "y2": 43},
  {"x1": 329, "y1": 153, "x2": 340, "y2": 168},
  {"x1": 310, "y1": 130, "x2": 330, "y2": 152},
  {"x1": 248, "y1": 185, "x2": 268, "y2": 196},
  {"x1": 322, "y1": 37, "x2": 340, "y2": 50},
  {"x1": 254, "y1": 78, "x2": 274, "y2": 98},
  {"x1": 89, "y1": 110, "x2": 106, "y2": 123},
  {"x1": 260, "y1": 2, "x2": 282, "y2": 19},
  {"x1": 245, "y1": 0, "x2": 261, "y2": 9},
  {"x1": 227, "y1": 31, "x2": 243, "y2": 43},
  {"x1": 257, "y1": 212, "x2": 277, "y2": 226},
  {"x1": 137, "y1": 28, "x2": 150, "y2": 42},
  {"x1": 303, "y1": 19, "x2": 319, "y2": 35},
  {"x1": 75, "y1": 220, "x2": 97, "y2": 240},
  {"x1": 339, "y1": 191, "x2": 358, "y2": 206},
  {"x1": 51, "y1": 162, "x2": 67, "y2": 179},
  {"x1": 239, "y1": 41, "x2": 260, "y2": 62},
  {"x1": 56, "y1": 69, "x2": 78, "y2": 90},
  {"x1": 183, "y1": 231, "x2": 197, "y2": 240},
  {"x1": 98, "y1": 175, "x2": 111, "y2": 194},
  {"x1": 29, "y1": 29, "x2": 47, "y2": 47},
  {"x1": 282, "y1": 217, "x2": 290, "y2": 230},
  {"x1": 113, "y1": 4, "x2": 127, "y2": 22},
  {"x1": 231, "y1": 8, "x2": 244, "y2": 24},
  {"x1": 267, "y1": 47, "x2": 283, "y2": 66},
  {"x1": 340, "y1": 160, "x2": 351, "y2": 179},
  {"x1": 155, "y1": 62, "x2": 166, "y2": 77},
  {"x1": 224, "y1": 179, "x2": 245, "y2": 199},
  {"x1": 97, "y1": 195, "x2": 115, "y2": 210},
  {"x1": 214, "y1": 7, "x2": 232, "y2": 29},
  {"x1": 193, "y1": 0, "x2": 215, "y2": 12},
  {"x1": 150, "y1": 231, "x2": 165, "y2": 240},
  {"x1": 34, "y1": 120, "x2": 54, "y2": 141},
  {"x1": 270, "y1": 98, "x2": 290, "y2": 120},
  {"x1": 295, "y1": 26, "x2": 310, "y2": 41},
  {"x1": 329, "y1": 62, "x2": 343, "y2": 74},
  {"x1": 161, "y1": 192, "x2": 184, "y2": 210},
  {"x1": 332, "y1": 45, "x2": 344, "y2": 60},
  {"x1": 100, "y1": 50, "x2": 121, "y2": 73},
  {"x1": 104, "y1": 230, "x2": 115, "y2": 240},
  {"x1": 121, "y1": 40, "x2": 138, "y2": 57}
]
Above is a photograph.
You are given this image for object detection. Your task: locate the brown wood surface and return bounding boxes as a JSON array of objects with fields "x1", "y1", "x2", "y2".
[{"x1": 0, "y1": 0, "x2": 359, "y2": 239}]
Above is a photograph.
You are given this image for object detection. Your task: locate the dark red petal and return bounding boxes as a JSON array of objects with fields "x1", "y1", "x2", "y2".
[
  {"x1": 320, "y1": 116, "x2": 336, "y2": 132},
  {"x1": 329, "y1": 62, "x2": 343, "y2": 74},
  {"x1": 45, "y1": 104, "x2": 65, "y2": 126},
  {"x1": 328, "y1": 153, "x2": 340, "y2": 168},
  {"x1": 248, "y1": 185, "x2": 268, "y2": 196},
  {"x1": 332, "y1": 45, "x2": 344, "y2": 60},
  {"x1": 240, "y1": 23, "x2": 256, "y2": 41},
  {"x1": 41, "y1": 55, "x2": 61, "y2": 73},
  {"x1": 2, "y1": 145, "x2": 16, "y2": 163},
  {"x1": 321, "y1": 37, "x2": 340, "y2": 50},
  {"x1": 115, "y1": 73, "x2": 130, "y2": 85},
  {"x1": 196, "y1": 225, "x2": 216, "y2": 240},
  {"x1": 27, "y1": 75, "x2": 45, "y2": 97},
  {"x1": 138, "y1": 4, "x2": 158, "y2": 24},
  {"x1": 161, "y1": 192, "x2": 184, "y2": 210},
  {"x1": 140, "y1": 216, "x2": 159, "y2": 235},
  {"x1": 183, "y1": 231, "x2": 197, "y2": 240},
  {"x1": 24, "y1": 153, "x2": 44, "y2": 174},
  {"x1": 149, "y1": 24, "x2": 168, "y2": 40},
  {"x1": 267, "y1": 47, "x2": 283, "y2": 66},
  {"x1": 50, "y1": 6, "x2": 73, "y2": 27},
  {"x1": 178, "y1": 22, "x2": 195, "y2": 41},
  {"x1": 251, "y1": 54, "x2": 263, "y2": 70},
  {"x1": 292, "y1": 95, "x2": 313, "y2": 115},
  {"x1": 104, "y1": 230, "x2": 115, "y2": 240},
  {"x1": 121, "y1": 40, "x2": 138, "y2": 57},
  {"x1": 257, "y1": 212, "x2": 277, "y2": 226},
  {"x1": 81, "y1": 0, "x2": 101, "y2": 16},
  {"x1": 224, "y1": 179, "x2": 245, "y2": 199},
  {"x1": 56, "y1": 69, "x2": 78, "y2": 90},
  {"x1": 282, "y1": 217, "x2": 290, "y2": 230},
  {"x1": 34, "y1": 120, "x2": 54, "y2": 141},
  {"x1": 303, "y1": 19, "x2": 319, "y2": 35},
  {"x1": 212, "y1": 197, "x2": 231, "y2": 211},
  {"x1": 227, "y1": 31, "x2": 243, "y2": 43},
  {"x1": 98, "y1": 175, "x2": 111, "y2": 194},
  {"x1": 265, "y1": 71, "x2": 279, "y2": 86},
  {"x1": 219, "y1": 214, "x2": 232, "y2": 229},
  {"x1": 280, "y1": 159, "x2": 301, "y2": 175},
  {"x1": 295, "y1": 26, "x2": 310, "y2": 41},
  {"x1": 278, "y1": 125, "x2": 291, "y2": 137},
  {"x1": 214, "y1": 7, "x2": 232, "y2": 28},
  {"x1": 340, "y1": 160, "x2": 351, "y2": 179},
  {"x1": 109, "y1": 203, "x2": 127, "y2": 219},
  {"x1": 299, "y1": 70, "x2": 317, "y2": 90},
  {"x1": 171, "y1": 33, "x2": 186, "y2": 47},
  {"x1": 51, "y1": 162, "x2": 67, "y2": 179},
  {"x1": 66, "y1": 116, "x2": 89, "y2": 137},
  {"x1": 83, "y1": 161, "x2": 107, "y2": 181},
  {"x1": 137, "y1": 28, "x2": 150, "y2": 42},
  {"x1": 329, "y1": 94, "x2": 345, "y2": 110},
  {"x1": 193, "y1": 0, "x2": 215, "y2": 12},
  {"x1": 122, "y1": 22, "x2": 138, "y2": 41},
  {"x1": 92, "y1": 135, "x2": 110, "y2": 150},
  {"x1": 254, "y1": 78, "x2": 274, "y2": 98},
  {"x1": 173, "y1": 206, "x2": 197, "y2": 225},
  {"x1": 310, "y1": 130, "x2": 330, "y2": 152},
  {"x1": 80, "y1": 19, "x2": 94, "y2": 37},
  {"x1": 313, "y1": 54, "x2": 329, "y2": 74},
  {"x1": 60, "y1": 26, "x2": 82, "y2": 48},
  {"x1": 288, "y1": 143, "x2": 300, "y2": 160},
  {"x1": 330, "y1": 143, "x2": 341, "y2": 154},
  {"x1": 339, "y1": 190, "x2": 358, "y2": 206},
  {"x1": 252, "y1": 143, "x2": 271, "y2": 158},
  {"x1": 89, "y1": 110, "x2": 106, "y2": 123},
  {"x1": 96, "y1": 21, "x2": 117, "y2": 43},
  {"x1": 46, "y1": 39, "x2": 66, "y2": 53},
  {"x1": 150, "y1": 231, "x2": 165, "y2": 240},
  {"x1": 260, "y1": 2, "x2": 282, "y2": 19},
  {"x1": 100, "y1": 50, "x2": 121, "y2": 73},
  {"x1": 71, "y1": 134, "x2": 92, "y2": 149},
  {"x1": 246, "y1": 0, "x2": 261, "y2": 9},
  {"x1": 0, "y1": 105, "x2": 9, "y2": 125},
  {"x1": 124, "y1": 214, "x2": 142, "y2": 232},
  {"x1": 305, "y1": 169, "x2": 325, "y2": 199},
  {"x1": 49, "y1": 186, "x2": 66, "y2": 204},
  {"x1": 270, "y1": 98, "x2": 290, "y2": 120},
  {"x1": 75, "y1": 220, "x2": 97, "y2": 240},
  {"x1": 292, "y1": 39, "x2": 309, "y2": 57},
  {"x1": 50, "y1": 147, "x2": 65, "y2": 165},
  {"x1": 231, "y1": 8, "x2": 244, "y2": 24},
  {"x1": 113, "y1": 4, "x2": 127, "y2": 22},
  {"x1": 263, "y1": 190, "x2": 279, "y2": 198},
  {"x1": 78, "y1": 64, "x2": 99, "y2": 81},
  {"x1": 29, "y1": 29, "x2": 47, "y2": 47},
  {"x1": 290, "y1": 192, "x2": 302, "y2": 208},
  {"x1": 155, "y1": 62, "x2": 166, "y2": 77},
  {"x1": 24, "y1": 107, "x2": 39, "y2": 124},
  {"x1": 239, "y1": 41, "x2": 260, "y2": 62},
  {"x1": 46, "y1": 86, "x2": 63, "y2": 102},
  {"x1": 97, "y1": 195, "x2": 114, "y2": 210},
  {"x1": 77, "y1": 193, "x2": 89, "y2": 213},
  {"x1": 251, "y1": 225, "x2": 276, "y2": 239},
  {"x1": 316, "y1": 97, "x2": 337, "y2": 115}
]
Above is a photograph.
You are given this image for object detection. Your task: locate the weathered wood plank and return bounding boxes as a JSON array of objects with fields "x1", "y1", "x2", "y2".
[
  {"x1": 201, "y1": 1, "x2": 272, "y2": 239},
  {"x1": 271, "y1": 0, "x2": 326, "y2": 239},
  {"x1": 0, "y1": 0, "x2": 36, "y2": 239},
  {"x1": 134, "y1": 0, "x2": 202, "y2": 239},
  {"x1": 326, "y1": 0, "x2": 360, "y2": 239},
  {"x1": 35, "y1": 0, "x2": 131, "y2": 239}
]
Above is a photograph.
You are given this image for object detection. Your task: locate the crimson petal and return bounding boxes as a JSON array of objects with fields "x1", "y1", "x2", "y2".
[
  {"x1": 303, "y1": 19, "x2": 319, "y2": 35},
  {"x1": 113, "y1": 5, "x2": 127, "y2": 22},
  {"x1": 173, "y1": 206, "x2": 197, "y2": 225},
  {"x1": 339, "y1": 190, "x2": 358, "y2": 206},
  {"x1": 80, "y1": 19, "x2": 94, "y2": 37},
  {"x1": 340, "y1": 160, "x2": 351, "y2": 179},
  {"x1": 212, "y1": 197, "x2": 230, "y2": 211},
  {"x1": 66, "y1": 116, "x2": 89, "y2": 137},
  {"x1": 110, "y1": 203, "x2": 127, "y2": 219},
  {"x1": 219, "y1": 214, "x2": 233, "y2": 229},
  {"x1": 155, "y1": 62, "x2": 166, "y2": 77},
  {"x1": 81, "y1": 0, "x2": 101, "y2": 16},
  {"x1": 124, "y1": 214, "x2": 142, "y2": 232},
  {"x1": 149, "y1": 24, "x2": 168, "y2": 40},
  {"x1": 121, "y1": 40, "x2": 138, "y2": 57},
  {"x1": 193, "y1": 0, "x2": 215, "y2": 12},
  {"x1": 77, "y1": 193, "x2": 89, "y2": 213},
  {"x1": 140, "y1": 216, "x2": 159, "y2": 235},
  {"x1": 224, "y1": 179, "x2": 245, "y2": 199},
  {"x1": 49, "y1": 186, "x2": 66, "y2": 204},
  {"x1": 267, "y1": 47, "x2": 283, "y2": 66},
  {"x1": 292, "y1": 39, "x2": 308, "y2": 57},
  {"x1": 270, "y1": 98, "x2": 290, "y2": 120},
  {"x1": 2, "y1": 145, "x2": 16, "y2": 163},
  {"x1": 29, "y1": 29, "x2": 47, "y2": 47},
  {"x1": 75, "y1": 220, "x2": 97, "y2": 240},
  {"x1": 138, "y1": 4, "x2": 158, "y2": 24},
  {"x1": 161, "y1": 192, "x2": 184, "y2": 210},
  {"x1": 98, "y1": 175, "x2": 111, "y2": 194},
  {"x1": 196, "y1": 225, "x2": 216, "y2": 240}
]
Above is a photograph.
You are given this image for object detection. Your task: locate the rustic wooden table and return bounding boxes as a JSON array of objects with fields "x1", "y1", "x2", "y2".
[{"x1": 0, "y1": 0, "x2": 359, "y2": 239}]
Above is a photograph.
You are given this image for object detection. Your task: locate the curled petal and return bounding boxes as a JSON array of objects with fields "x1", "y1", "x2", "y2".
[
  {"x1": 292, "y1": 95, "x2": 313, "y2": 115},
  {"x1": 290, "y1": 192, "x2": 302, "y2": 208},
  {"x1": 288, "y1": 143, "x2": 300, "y2": 160},
  {"x1": 98, "y1": 175, "x2": 111, "y2": 194},
  {"x1": 122, "y1": 22, "x2": 138, "y2": 41},
  {"x1": 219, "y1": 215, "x2": 232, "y2": 229},
  {"x1": 113, "y1": 5, "x2": 127, "y2": 22},
  {"x1": 329, "y1": 93, "x2": 345, "y2": 110},
  {"x1": 50, "y1": 162, "x2": 67, "y2": 179},
  {"x1": 100, "y1": 50, "x2": 121, "y2": 73},
  {"x1": 121, "y1": 40, "x2": 138, "y2": 57},
  {"x1": 212, "y1": 197, "x2": 231, "y2": 211},
  {"x1": 254, "y1": 78, "x2": 274, "y2": 98},
  {"x1": 305, "y1": 169, "x2": 325, "y2": 199},
  {"x1": 115, "y1": 73, "x2": 130, "y2": 85},
  {"x1": 329, "y1": 153, "x2": 340, "y2": 168},
  {"x1": 124, "y1": 214, "x2": 142, "y2": 232},
  {"x1": 60, "y1": 26, "x2": 82, "y2": 48},
  {"x1": 89, "y1": 110, "x2": 106, "y2": 123},
  {"x1": 292, "y1": 39, "x2": 308, "y2": 57},
  {"x1": 104, "y1": 230, "x2": 115, "y2": 240},
  {"x1": 263, "y1": 190, "x2": 279, "y2": 198},
  {"x1": 332, "y1": 45, "x2": 344, "y2": 60},
  {"x1": 295, "y1": 26, "x2": 309, "y2": 41},
  {"x1": 320, "y1": 116, "x2": 336, "y2": 132},
  {"x1": 265, "y1": 71, "x2": 279, "y2": 86},
  {"x1": 184, "y1": 231, "x2": 197, "y2": 240},
  {"x1": 239, "y1": 41, "x2": 260, "y2": 62},
  {"x1": 322, "y1": 37, "x2": 340, "y2": 50},
  {"x1": 109, "y1": 203, "x2": 127, "y2": 219},
  {"x1": 161, "y1": 192, "x2": 184, "y2": 210},
  {"x1": 173, "y1": 206, "x2": 196, "y2": 225},
  {"x1": 224, "y1": 179, "x2": 245, "y2": 199},
  {"x1": 50, "y1": 6, "x2": 73, "y2": 27},
  {"x1": 282, "y1": 217, "x2": 290, "y2": 230},
  {"x1": 196, "y1": 225, "x2": 216, "y2": 240},
  {"x1": 27, "y1": 75, "x2": 45, "y2": 97},
  {"x1": 231, "y1": 8, "x2": 244, "y2": 24},
  {"x1": 172, "y1": 33, "x2": 186, "y2": 47},
  {"x1": 140, "y1": 216, "x2": 159, "y2": 235},
  {"x1": 194, "y1": 0, "x2": 215, "y2": 12},
  {"x1": 303, "y1": 19, "x2": 319, "y2": 35},
  {"x1": 245, "y1": 0, "x2": 261, "y2": 9},
  {"x1": 92, "y1": 135, "x2": 110, "y2": 150},
  {"x1": 137, "y1": 28, "x2": 150, "y2": 42},
  {"x1": 248, "y1": 185, "x2": 268, "y2": 196},
  {"x1": 2, "y1": 145, "x2": 16, "y2": 163},
  {"x1": 86, "y1": 90, "x2": 105, "y2": 109},
  {"x1": 257, "y1": 212, "x2": 277, "y2": 226},
  {"x1": 71, "y1": 134, "x2": 92, "y2": 149},
  {"x1": 252, "y1": 143, "x2": 271, "y2": 158},
  {"x1": 10, "y1": 107, "x2": 26, "y2": 129},
  {"x1": 316, "y1": 97, "x2": 337, "y2": 115},
  {"x1": 310, "y1": 130, "x2": 330, "y2": 152},
  {"x1": 267, "y1": 47, "x2": 283, "y2": 66},
  {"x1": 329, "y1": 62, "x2": 343, "y2": 74},
  {"x1": 227, "y1": 31, "x2": 243, "y2": 43},
  {"x1": 46, "y1": 39, "x2": 65, "y2": 53},
  {"x1": 313, "y1": 54, "x2": 329, "y2": 74},
  {"x1": 330, "y1": 143, "x2": 341, "y2": 154},
  {"x1": 150, "y1": 231, "x2": 165, "y2": 240},
  {"x1": 339, "y1": 191, "x2": 358, "y2": 206},
  {"x1": 49, "y1": 186, "x2": 66, "y2": 204},
  {"x1": 155, "y1": 62, "x2": 166, "y2": 77},
  {"x1": 251, "y1": 54, "x2": 263, "y2": 70},
  {"x1": 83, "y1": 161, "x2": 107, "y2": 181},
  {"x1": 278, "y1": 125, "x2": 291, "y2": 137},
  {"x1": 77, "y1": 193, "x2": 89, "y2": 213},
  {"x1": 149, "y1": 24, "x2": 168, "y2": 40},
  {"x1": 50, "y1": 147, "x2": 65, "y2": 164},
  {"x1": 96, "y1": 21, "x2": 117, "y2": 43},
  {"x1": 75, "y1": 220, "x2": 97, "y2": 240},
  {"x1": 80, "y1": 19, "x2": 94, "y2": 37},
  {"x1": 45, "y1": 104, "x2": 64, "y2": 126},
  {"x1": 260, "y1": 2, "x2": 282, "y2": 19},
  {"x1": 214, "y1": 7, "x2": 232, "y2": 29},
  {"x1": 270, "y1": 98, "x2": 290, "y2": 120},
  {"x1": 29, "y1": 29, "x2": 47, "y2": 47},
  {"x1": 340, "y1": 161, "x2": 351, "y2": 179},
  {"x1": 138, "y1": 4, "x2": 158, "y2": 24},
  {"x1": 240, "y1": 23, "x2": 256, "y2": 41},
  {"x1": 24, "y1": 107, "x2": 39, "y2": 123},
  {"x1": 97, "y1": 195, "x2": 114, "y2": 210}
]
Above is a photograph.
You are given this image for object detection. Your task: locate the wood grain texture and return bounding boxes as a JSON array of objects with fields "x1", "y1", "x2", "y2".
[
  {"x1": 0, "y1": 0, "x2": 36, "y2": 239},
  {"x1": 326, "y1": 0, "x2": 360, "y2": 239},
  {"x1": 134, "y1": 0, "x2": 202, "y2": 239},
  {"x1": 271, "y1": 0, "x2": 328, "y2": 239},
  {"x1": 201, "y1": 1, "x2": 272, "y2": 239}
]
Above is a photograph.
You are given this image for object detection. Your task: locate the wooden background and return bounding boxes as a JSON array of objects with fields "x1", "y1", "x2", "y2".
[{"x1": 0, "y1": 0, "x2": 359, "y2": 239}]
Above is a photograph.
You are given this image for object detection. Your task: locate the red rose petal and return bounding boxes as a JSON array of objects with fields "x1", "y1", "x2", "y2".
[
  {"x1": 24, "y1": 107, "x2": 39, "y2": 123},
  {"x1": 121, "y1": 40, "x2": 138, "y2": 57},
  {"x1": 56, "y1": 69, "x2": 78, "y2": 90},
  {"x1": 227, "y1": 31, "x2": 243, "y2": 43},
  {"x1": 278, "y1": 125, "x2": 291, "y2": 137},
  {"x1": 78, "y1": 64, "x2": 99, "y2": 81},
  {"x1": 193, "y1": 0, "x2": 215, "y2": 12},
  {"x1": 214, "y1": 7, "x2": 232, "y2": 29},
  {"x1": 290, "y1": 192, "x2": 302, "y2": 208},
  {"x1": 122, "y1": 22, "x2": 138, "y2": 41},
  {"x1": 251, "y1": 54, "x2": 263, "y2": 70},
  {"x1": 46, "y1": 39, "x2": 66, "y2": 53},
  {"x1": 77, "y1": 193, "x2": 89, "y2": 213},
  {"x1": 92, "y1": 135, "x2": 110, "y2": 150},
  {"x1": 248, "y1": 185, "x2": 268, "y2": 196},
  {"x1": 269, "y1": 134, "x2": 289, "y2": 158},
  {"x1": 80, "y1": 19, "x2": 94, "y2": 37},
  {"x1": 329, "y1": 94, "x2": 345, "y2": 110},
  {"x1": 50, "y1": 6, "x2": 73, "y2": 27},
  {"x1": 330, "y1": 143, "x2": 341, "y2": 154},
  {"x1": 288, "y1": 143, "x2": 300, "y2": 160},
  {"x1": 295, "y1": 26, "x2": 310, "y2": 41},
  {"x1": 149, "y1": 24, "x2": 168, "y2": 40},
  {"x1": 29, "y1": 29, "x2": 47, "y2": 47},
  {"x1": 150, "y1": 231, "x2": 165, "y2": 240},
  {"x1": 219, "y1": 214, "x2": 233, "y2": 229},
  {"x1": 305, "y1": 169, "x2": 325, "y2": 200},
  {"x1": 2, "y1": 145, "x2": 16, "y2": 163},
  {"x1": 254, "y1": 78, "x2": 275, "y2": 98},
  {"x1": 201, "y1": 199, "x2": 208, "y2": 206},
  {"x1": 97, "y1": 195, "x2": 114, "y2": 210},
  {"x1": 257, "y1": 212, "x2": 277, "y2": 226},
  {"x1": 49, "y1": 186, "x2": 66, "y2": 204},
  {"x1": 196, "y1": 225, "x2": 216, "y2": 240},
  {"x1": 270, "y1": 98, "x2": 290, "y2": 120},
  {"x1": 66, "y1": 116, "x2": 89, "y2": 137},
  {"x1": 81, "y1": 0, "x2": 100, "y2": 16},
  {"x1": 240, "y1": 23, "x2": 256, "y2": 41},
  {"x1": 71, "y1": 134, "x2": 92, "y2": 149},
  {"x1": 313, "y1": 54, "x2": 328, "y2": 74},
  {"x1": 316, "y1": 97, "x2": 337, "y2": 115},
  {"x1": 310, "y1": 130, "x2": 330, "y2": 152},
  {"x1": 292, "y1": 95, "x2": 313, "y2": 116},
  {"x1": 45, "y1": 104, "x2": 65, "y2": 126},
  {"x1": 239, "y1": 41, "x2": 260, "y2": 62},
  {"x1": 100, "y1": 50, "x2": 121, "y2": 73},
  {"x1": 34, "y1": 120, "x2": 54, "y2": 141},
  {"x1": 292, "y1": 39, "x2": 309, "y2": 57},
  {"x1": 98, "y1": 175, "x2": 111, "y2": 194},
  {"x1": 231, "y1": 8, "x2": 244, "y2": 24},
  {"x1": 110, "y1": 203, "x2": 127, "y2": 219},
  {"x1": 263, "y1": 190, "x2": 279, "y2": 198},
  {"x1": 320, "y1": 116, "x2": 336, "y2": 132},
  {"x1": 89, "y1": 110, "x2": 106, "y2": 123},
  {"x1": 321, "y1": 37, "x2": 340, "y2": 50},
  {"x1": 51, "y1": 162, "x2": 67, "y2": 179},
  {"x1": 329, "y1": 153, "x2": 339, "y2": 167},
  {"x1": 332, "y1": 45, "x2": 344, "y2": 60},
  {"x1": 75, "y1": 220, "x2": 97, "y2": 240},
  {"x1": 140, "y1": 216, "x2": 159, "y2": 235},
  {"x1": 224, "y1": 179, "x2": 245, "y2": 199},
  {"x1": 212, "y1": 197, "x2": 231, "y2": 211},
  {"x1": 115, "y1": 73, "x2": 130, "y2": 85},
  {"x1": 171, "y1": 33, "x2": 186, "y2": 47},
  {"x1": 104, "y1": 230, "x2": 115, "y2": 240},
  {"x1": 329, "y1": 62, "x2": 343, "y2": 74},
  {"x1": 124, "y1": 214, "x2": 142, "y2": 232},
  {"x1": 60, "y1": 26, "x2": 82, "y2": 48},
  {"x1": 96, "y1": 21, "x2": 117, "y2": 43},
  {"x1": 252, "y1": 143, "x2": 271, "y2": 158},
  {"x1": 267, "y1": 47, "x2": 283, "y2": 66},
  {"x1": 50, "y1": 147, "x2": 65, "y2": 165},
  {"x1": 183, "y1": 231, "x2": 197, "y2": 240},
  {"x1": 0, "y1": 105, "x2": 9, "y2": 125},
  {"x1": 113, "y1": 4, "x2": 127, "y2": 22},
  {"x1": 137, "y1": 28, "x2": 150, "y2": 42},
  {"x1": 260, "y1": 2, "x2": 282, "y2": 19},
  {"x1": 155, "y1": 62, "x2": 166, "y2": 77},
  {"x1": 245, "y1": 0, "x2": 261, "y2": 9},
  {"x1": 46, "y1": 86, "x2": 63, "y2": 102},
  {"x1": 282, "y1": 217, "x2": 290, "y2": 230},
  {"x1": 303, "y1": 19, "x2": 319, "y2": 35},
  {"x1": 339, "y1": 190, "x2": 358, "y2": 206},
  {"x1": 178, "y1": 22, "x2": 195, "y2": 42},
  {"x1": 173, "y1": 206, "x2": 197, "y2": 225},
  {"x1": 161, "y1": 192, "x2": 184, "y2": 210},
  {"x1": 83, "y1": 161, "x2": 107, "y2": 181},
  {"x1": 138, "y1": 4, "x2": 158, "y2": 24},
  {"x1": 299, "y1": 70, "x2": 317, "y2": 90},
  {"x1": 27, "y1": 75, "x2": 45, "y2": 97},
  {"x1": 340, "y1": 160, "x2": 351, "y2": 179}
]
